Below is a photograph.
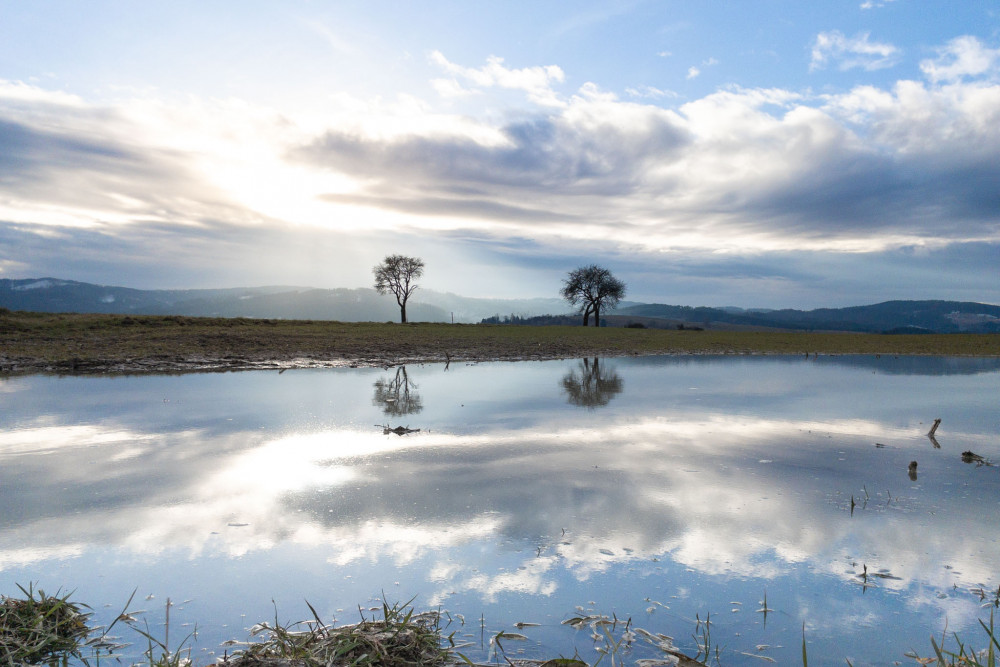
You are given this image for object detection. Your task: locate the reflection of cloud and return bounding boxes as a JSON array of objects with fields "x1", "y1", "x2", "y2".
[
  {"x1": 0, "y1": 424, "x2": 157, "y2": 455},
  {"x1": 3, "y1": 410, "x2": 997, "y2": 608},
  {"x1": 458, "y1": 557, "x2": 559, "y2": 602}
]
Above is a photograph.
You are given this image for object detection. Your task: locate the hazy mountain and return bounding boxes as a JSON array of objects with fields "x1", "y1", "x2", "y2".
[
  {"x1": 613, "y1": 300, "x2": 1000, "y2": 333},
  {"x1": 2, "y1": 278, "x2": 998, "y2": 333},
  {"x1": 0, "y1": 278, "x2": 567, "y2": 323}
]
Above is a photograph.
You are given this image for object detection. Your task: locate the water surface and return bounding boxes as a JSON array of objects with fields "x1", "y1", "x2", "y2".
[{"x1": 1, "y1": 355, "x2": 998, "y2": 665}]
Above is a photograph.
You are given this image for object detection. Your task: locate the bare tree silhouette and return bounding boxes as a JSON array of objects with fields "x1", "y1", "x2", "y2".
[
  {"x1": 373, "y1": 254, "x2": 424, "y2": 323},
  {"x1": 372, "y1": 366, "x2": 423, "y2": 416},
  {"x1": 561, "y1": 358, "x2": 624, "y2": 408},
  {"x1": 560, "y1": 265, "x2": 626, "y2": 327}
]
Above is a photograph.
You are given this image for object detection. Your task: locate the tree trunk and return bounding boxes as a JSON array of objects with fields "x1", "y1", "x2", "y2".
[
  {"x1": 593, "y1": 305, "x2": 600, "y2": 327},
  {"x1": 400, "y1": 303, "x2": 407, "y2": 323}
]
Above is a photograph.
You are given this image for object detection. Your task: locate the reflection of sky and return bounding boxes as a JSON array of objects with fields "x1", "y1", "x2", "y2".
[{"x1": 1, "y1": 356, "x2": 998, "y2": 665}]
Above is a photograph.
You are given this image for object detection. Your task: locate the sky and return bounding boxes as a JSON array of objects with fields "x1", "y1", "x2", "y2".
[{"x1": 1, "y1": 1, "x2": 998, "y2": 309}]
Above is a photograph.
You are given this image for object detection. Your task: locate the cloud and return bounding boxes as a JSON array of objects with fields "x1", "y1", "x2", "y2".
[
  {"x1": 295, "y1": 92, "x2": 691, "y2": 206},
  {"x1": 810, "y1": 31, "x2": 900, "y2": 71},
  {"x1": 624, "y1": 85, "x2": 677, "y2": 99},
  {"x1": 428, "y1": 51, "x2": 566, "y2": 107},
  {"x1": 920, "y1": 36, "x2": 1000, "y2": 83},
  {"x1": 287, "y1": 66, "x2": 1000, "y2": 263},
  {"x1": 0, "y1": 80, "x2": 284, "y2": 231},
  {"x1": 686, "y1": 57, "x2": 718, "y2": 80},
  {"x1": 2, "y1": 41, "x2": 1000, "y2": 305},
  {"x1": 860, "y1": 0, "x2": 898, "y2": 8}
]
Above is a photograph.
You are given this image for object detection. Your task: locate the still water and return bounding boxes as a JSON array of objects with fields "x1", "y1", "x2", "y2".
[{"x1": 1, "y1": 355, "x2": 999, "y2": 665}]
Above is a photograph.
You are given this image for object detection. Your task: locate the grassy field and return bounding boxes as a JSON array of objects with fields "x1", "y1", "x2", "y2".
[{"x1": 1, "y1": 309, "x2": 999, "y2": 373}]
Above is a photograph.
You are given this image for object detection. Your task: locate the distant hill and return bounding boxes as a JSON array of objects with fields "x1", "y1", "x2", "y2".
[
  {"x1": 612, "y1": 300, "x2": 1000, "y2": 333},
  {"x1": 2, "y1": 278, "x2": 998, "y2": 333},
  {"x1": 0, "y1": 278, "x2": 566, "y2": 323}
]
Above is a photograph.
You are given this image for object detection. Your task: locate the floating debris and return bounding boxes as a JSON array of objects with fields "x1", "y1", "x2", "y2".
[
  {"x1": 380, "y1": 424, "x2": 421, "y2": 436},
  {"x1": 961, "y1": 451, "x2": 993, "y2": 466}
]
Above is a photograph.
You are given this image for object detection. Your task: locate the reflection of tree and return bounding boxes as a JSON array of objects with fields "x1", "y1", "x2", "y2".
[
  {"x1": 561, "y1": 358, "x2": 624, "y2": 408},
  {"x1": 373, "y1": 366, "x2": 423, "y2": 416}
]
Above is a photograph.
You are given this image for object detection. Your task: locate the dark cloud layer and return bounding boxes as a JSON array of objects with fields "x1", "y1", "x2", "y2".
[{"x1": 298, "y1": 113, "x2": 689, "y2": 196}]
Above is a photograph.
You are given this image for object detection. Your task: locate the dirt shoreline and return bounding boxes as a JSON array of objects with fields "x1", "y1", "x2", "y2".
[{"x1": 0, "y1": 349, "x2": 677, "y2": 375}]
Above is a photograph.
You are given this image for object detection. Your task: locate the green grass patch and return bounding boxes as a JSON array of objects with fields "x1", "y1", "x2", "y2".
[{"x1": 0, "y1": 583, "x2": 92, "y2": 666}]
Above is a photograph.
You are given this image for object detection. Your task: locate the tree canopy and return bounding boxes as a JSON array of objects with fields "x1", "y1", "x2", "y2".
[
  {"x1": 560, "y1": 264, "x2": 626, "y2": 326},
  {"x1": 373, "y1": 254, "x2": 424, "y2": 323}
]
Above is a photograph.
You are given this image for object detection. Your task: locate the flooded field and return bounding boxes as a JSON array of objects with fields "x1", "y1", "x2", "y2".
[{"x1": 1, "y1": 355, "x2": 999, "y2": 665}]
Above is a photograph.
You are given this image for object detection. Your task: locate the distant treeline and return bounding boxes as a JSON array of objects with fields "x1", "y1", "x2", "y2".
[
  {"x1": 480, "y1": 313, "x2": 705, "y2": 330},
  {"x1": 481, "y1": 313, "x2": 584, "y2": 326}
]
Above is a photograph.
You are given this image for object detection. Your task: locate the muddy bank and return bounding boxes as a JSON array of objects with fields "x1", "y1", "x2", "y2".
[{"x1": 0, "y1": 350, "x2": 537, "y2": 375}]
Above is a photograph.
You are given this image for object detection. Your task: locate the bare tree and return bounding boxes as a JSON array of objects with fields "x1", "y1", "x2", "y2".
[
  {"x1": 373, "y1": 254, "x2": 424, "y2": 323},
  {"x1": 560, "y1": 265, "x2": 626, "y2": 326}
]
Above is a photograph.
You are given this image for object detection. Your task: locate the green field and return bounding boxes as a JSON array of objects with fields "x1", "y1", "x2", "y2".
[{"x1": 1, "y1": 309, "x2": 998, "y2": 373}]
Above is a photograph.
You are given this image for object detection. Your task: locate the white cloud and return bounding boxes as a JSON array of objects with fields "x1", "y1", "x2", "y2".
[
  {"x1": 428, "y1": 51, "x2": 566, "y2": 107},
  {"x1": 431, "y1": 77, "x2": 479, "y2": 99},
  {"x1": 810, "y1": 30, "x2": 900, "y2": 71},
  {"x1": 860, "y1": 0, "x2": 898, "y2": 9},
  {"x1": 625, "y1": 85, "x2": 677, "y2": 99},
  {"x1": 0, "y1": 79, "x2": 84, "y2": 108},
  {"x1": 685, "y1": 57, "x2": 718, "y2": 80},
  {"x1": 920, "y1": 36, "x2": 1000, "y2": 83}
]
